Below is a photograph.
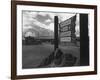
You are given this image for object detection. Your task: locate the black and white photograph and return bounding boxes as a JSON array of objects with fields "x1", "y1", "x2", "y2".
[{"x1": 22, "y1": 11, "x2": 81, "y2": 69}]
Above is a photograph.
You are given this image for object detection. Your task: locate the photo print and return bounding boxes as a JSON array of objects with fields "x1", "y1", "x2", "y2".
[{"x1": 22, "y1": 11, "x2": 89, "y2": 69}]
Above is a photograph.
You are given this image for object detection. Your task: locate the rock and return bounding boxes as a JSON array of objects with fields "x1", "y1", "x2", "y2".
[
  {"x1": 62, "y1": 54, "x2": 77, "y2": 66},
  {"x1": 54, "y1": 49, "x2": 63, "y2": 65},
  {"x1": 38, "y1": 52, "x2": 54, "y2": 67}
]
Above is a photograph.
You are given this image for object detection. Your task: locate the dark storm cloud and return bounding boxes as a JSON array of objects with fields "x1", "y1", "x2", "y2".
[{"x1": 36, "y1": 14, "x2": 52, "y2": 24}]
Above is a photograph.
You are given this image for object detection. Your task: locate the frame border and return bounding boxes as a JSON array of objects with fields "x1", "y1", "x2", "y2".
[{"x1": 11, "y1": 1, "x2": 97, "y2": 80}]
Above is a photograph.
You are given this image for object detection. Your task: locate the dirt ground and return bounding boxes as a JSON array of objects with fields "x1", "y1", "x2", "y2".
[{"x1": 22, "y1": 43, "x2": 80, "y2": 69}]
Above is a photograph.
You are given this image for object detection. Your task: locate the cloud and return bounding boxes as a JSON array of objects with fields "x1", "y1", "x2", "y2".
[
  {"x1": 37, "y1": 12, "x2": 48, "y2": 17},
  {"x1": 22, "y1": 11, "x2": 79, "y2": 37},
  {"x1": 75, "y1": 25, "x2": 80, "y2": 37},
  {"x1": 45, "y1": 19, "x2": 52, "y2": 23},
  {"x1": 48, "y1": 23, "x2": 54, "y2": 31}
]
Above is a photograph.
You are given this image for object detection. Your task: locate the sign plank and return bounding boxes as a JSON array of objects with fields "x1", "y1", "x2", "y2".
[
  {"x1": 60, "y1": 31, "x2": 71, "y2": 37},
  {"x1": 59, "y1": 19, "x2": 71, "y2": 28},
  {"x1": 60, "y1": 25, "x2": 70, "y2": 32},
  {"x1": 60, "y1": 37, "x2": 71, "y2": 42}
]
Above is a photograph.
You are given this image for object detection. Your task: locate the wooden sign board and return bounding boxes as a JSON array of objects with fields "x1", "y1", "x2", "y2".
[
  {"x1": 60, "y1": 25, "x2": 70, "y2": 32},
  {"x1": 59, "y1": 19, "x2": 71, "y2": 28},
  {"x1": 60, "y1": 37, "x2": 71, "y2": 42},
  {"x1": 60, "y1": 31, "x2": 71, "y2": 37}
]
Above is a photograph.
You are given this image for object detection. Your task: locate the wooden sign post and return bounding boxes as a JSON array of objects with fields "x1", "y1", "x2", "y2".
[
  {"x1": 54, "y1": 16, "x2": 59, "y2": 51},
  {"x1": 59, "y1": 15, "x2": 76, "y2": 43}
]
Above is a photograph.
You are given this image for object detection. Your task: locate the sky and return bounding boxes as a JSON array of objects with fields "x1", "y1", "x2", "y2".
[{"x1": 22, "y1": 10, "x2": 80, "y2": 37}]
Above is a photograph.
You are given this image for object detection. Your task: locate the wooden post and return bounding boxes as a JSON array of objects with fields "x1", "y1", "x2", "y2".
[
  {"x1": 54, "y1": 16, "x2": 59, "y2": 51},
  {"x1": 80, "y1": 14, "x2": 89, "y2": 66}
]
